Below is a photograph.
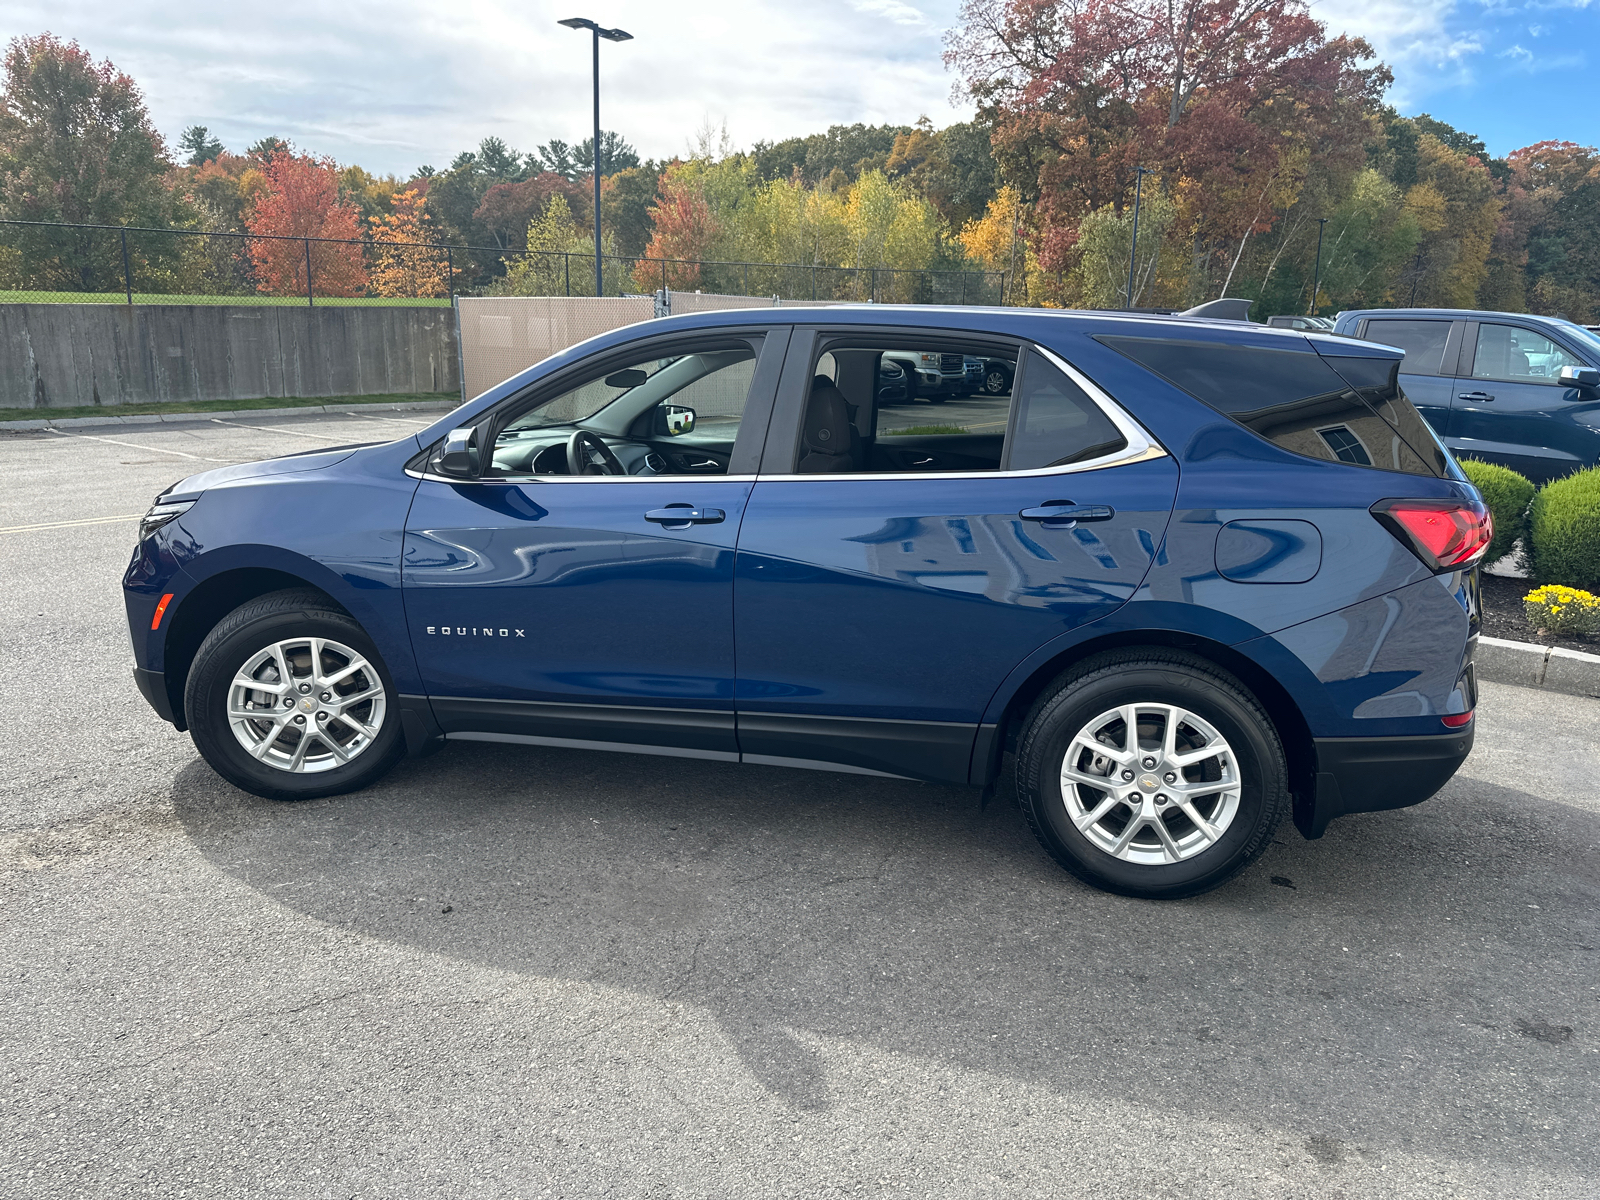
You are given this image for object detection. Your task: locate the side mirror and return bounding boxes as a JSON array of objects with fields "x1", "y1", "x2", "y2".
[
  {"x1": 434, "y1": 426, "x2": 480, "y2": 478},
  {"x1": 655, "y1": 404, "x2": 697, "y2": 436},
  {"x1": 1559, "y1": 365, "x2": 1600, "y2": 392}
]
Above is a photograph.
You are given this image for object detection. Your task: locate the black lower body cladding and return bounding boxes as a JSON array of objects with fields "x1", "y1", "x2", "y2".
[{"x1": 1296, "y1": 728, "x2": 1475, "y2": 838}]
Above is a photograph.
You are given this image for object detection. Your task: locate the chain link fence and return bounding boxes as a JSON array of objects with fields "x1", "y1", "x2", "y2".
[{"x1": 0, "y1": 219, "x2": 1010, "y2": 308}]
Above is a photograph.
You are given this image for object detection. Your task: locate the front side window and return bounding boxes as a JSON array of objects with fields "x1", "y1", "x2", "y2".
[
  {"x1": 1099, "y1": 335, "x2": 1444, "y2": 477},
  {"x1": 488, "y1": 340, "x2": 760, "y2": 477},
  {"x1": 1471, "y1": 324, "x2": 1584, "y2": 384},
  {"x1": 1362, "y1": 319, "x2": 1452, "y2": 376}
]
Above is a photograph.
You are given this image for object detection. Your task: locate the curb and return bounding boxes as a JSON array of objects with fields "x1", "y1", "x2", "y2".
[
  {"x1": 0, "y1": 399, "x2": 460, "y2": 432},
  {"x1": 1476, "y1": 635, "x2": 1600, "y2": 698}
]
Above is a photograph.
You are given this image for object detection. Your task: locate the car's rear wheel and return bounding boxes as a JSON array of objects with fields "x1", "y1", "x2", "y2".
[
  {"x1": 1014, "y1": 649, "x2": 1288, "y2": 899},
  {"x1": 185, "y1": 589, "x2": 405, "y2": 801},
  {"x1": 983, "y1": 368, "x2": 1010, "y2": 395}
]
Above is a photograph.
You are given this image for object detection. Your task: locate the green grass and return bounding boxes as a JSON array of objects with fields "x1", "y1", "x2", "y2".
[
  {"x1": 0, "y1": 391, "x2": 459, "y2": 424},
  {"x1": 0, "y1": 290, "x2": 451, "y2": 307},
  {"x1": 883, "y1": 424, "x2": 970, "y2": 436}
]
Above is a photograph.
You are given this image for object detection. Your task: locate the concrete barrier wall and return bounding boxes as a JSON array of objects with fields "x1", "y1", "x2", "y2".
[
  {"x1": 0, "y1": 303, "x2": 460, "y2": 409},
  {"x1": 456, "y1": 292, "x2": 854, "y2": 400}
]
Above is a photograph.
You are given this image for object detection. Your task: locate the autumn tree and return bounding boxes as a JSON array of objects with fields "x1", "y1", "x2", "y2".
[
  {"x1": 635, "y1": 162, "x2": 721, "y2": 288},
  {"x1": 0, "y1": 33, "x2": 177, "y2": 290},
  {"x1": 600, "y1": 166, "x2": 659, "y2": 258},
  {"x1": 474, "y1": 172, "x2": 587, "y2": 249},
  {"x1": 245, "y1": 150, "x2": 366, "y2": 297},
  {"x1": 946, "y1": 0, "x2": 1386, "y2": 301},
  {"x1": 1510, "y1": 141, "x2": 1600, "y2": 321},
  {"x1": 366, "y1": 187, "x2": 448, "y2": 298}
]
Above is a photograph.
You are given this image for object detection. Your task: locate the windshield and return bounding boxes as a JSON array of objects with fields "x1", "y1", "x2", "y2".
[
  {"x1": 1551, "y1": 319, "x2": 1600, "y2": 362},
  {"x1": 506, "y1": 357, "x2": 686, "y2": 431}
]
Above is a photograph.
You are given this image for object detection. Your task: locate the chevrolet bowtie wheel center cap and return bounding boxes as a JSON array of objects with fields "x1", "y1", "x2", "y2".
[{"x1": 1139, "y1": 774, "x2": 1160, "y2": 791}]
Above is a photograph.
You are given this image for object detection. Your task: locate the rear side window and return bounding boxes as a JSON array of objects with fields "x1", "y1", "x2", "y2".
[
  {"x1": 1098, "y1": 336, "x2": 1443, "y2": 477},
  {"x1": 1362, "y1": 319, "x2": 1451, "y2": 375},
  {"x1": 1005, "y1": 350, "x2": 1126, "y2": 471}
]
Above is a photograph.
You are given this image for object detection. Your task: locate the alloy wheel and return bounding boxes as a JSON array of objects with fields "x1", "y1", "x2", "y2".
[
  {"x1": 985, "y1": 369, "x2": 1008, "y2": 394},
  {"x1": 227, "y1": 636, "x2": 387, "y2": 774},
  {"x1": 1059, "y1": 702, "x2": 1241, "y2": 865}
]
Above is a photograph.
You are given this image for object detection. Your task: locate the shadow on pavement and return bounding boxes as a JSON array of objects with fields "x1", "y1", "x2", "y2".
[{"x1": 171, "y1": 741, "x2": 1599, "y2": 1165}]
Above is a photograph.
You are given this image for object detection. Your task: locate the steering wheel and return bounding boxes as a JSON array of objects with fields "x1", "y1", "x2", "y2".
[{"x1": 566, "y1": 429, "x2": 626, "y2": 476}]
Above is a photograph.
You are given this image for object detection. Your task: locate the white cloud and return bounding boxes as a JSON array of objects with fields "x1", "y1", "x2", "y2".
[
  {"x1": 0, "y1": 0, "x2": 973, "y2": 175},
  {"x1": 852, "y1": 0, "x2": 929, "y2": 24},
  {"x1": 1499, "y1": 42, "x2": 1535, "y2": 59}
]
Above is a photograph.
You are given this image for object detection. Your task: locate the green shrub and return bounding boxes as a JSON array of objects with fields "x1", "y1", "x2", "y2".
[
  {"x1": 1459, "y1": 459, "x2": 1534, "y2": 565},
  {"x1": 1527, "y1": 466, "x2": 1600, "y2": 588}
]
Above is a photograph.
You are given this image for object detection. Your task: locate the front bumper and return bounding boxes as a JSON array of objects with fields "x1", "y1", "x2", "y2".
[
  {"x1": 1295, "y1": 726, "x2": 1475, "y2": 838},
  {"x1": 133, "y1": 666, "x2": 179, "y2": 727}
]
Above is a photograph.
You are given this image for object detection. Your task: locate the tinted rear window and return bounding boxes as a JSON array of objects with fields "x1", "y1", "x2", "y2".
[
  {"x1": 1098, "y1": 336, "x2": 1443, "y2": 477},
  {"x1": 1361, "y1": 319, "x2": 1451, "y2": 375}
]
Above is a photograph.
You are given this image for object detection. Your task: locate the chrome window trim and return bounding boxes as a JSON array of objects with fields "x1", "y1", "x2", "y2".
[
  {"x1": 758, "y1": 342, "x2": 1166, "y2": 482},
  {"x1": 406, "y1": 342, "x2": 1166, "y2": 486},
  {"x1": 407, "y1": 469, "x2": 759, "y2": 484}
]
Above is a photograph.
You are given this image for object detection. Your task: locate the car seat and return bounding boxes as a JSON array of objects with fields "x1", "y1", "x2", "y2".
[{"x1": 796, "y1": 377, "x2": 862, "y2": 473}]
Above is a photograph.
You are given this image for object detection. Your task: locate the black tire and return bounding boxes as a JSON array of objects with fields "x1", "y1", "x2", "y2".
[
  {"x1": 983, "y1": 368, "x2": 1011, "y2": 395},
  {"x1": 184, "y1": 589, "x2": 405, "y2": 801},
  {"x1": 1014, "y1": 648, "x2": 1287, "y2": 899}
]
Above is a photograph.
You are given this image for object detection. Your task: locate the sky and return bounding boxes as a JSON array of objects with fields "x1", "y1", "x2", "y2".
[{"x1": 0, "y1": 0, "x2": 1594, "y2": 176}]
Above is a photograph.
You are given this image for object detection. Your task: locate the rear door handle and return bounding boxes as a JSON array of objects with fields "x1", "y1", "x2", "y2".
[
  {"x1": 1458, "y1": 391, "x2": 1495, "y2": 402},
  {"x1": 1020, "y1": 503, "x2": 1115, "y2": 524},
  {"x1": 645, "y1": 505, "x2": 725, "y2": 526}
]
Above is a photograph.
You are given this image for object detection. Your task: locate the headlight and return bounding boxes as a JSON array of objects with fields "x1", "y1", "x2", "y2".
[{"x1": 139, "y1": 499, "x2": 194, "y2": 542}]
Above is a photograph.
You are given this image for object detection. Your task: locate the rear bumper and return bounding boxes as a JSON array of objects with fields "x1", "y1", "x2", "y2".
[{"x1": 1295, "y1": 727, "x2": 1474, "y2": 839}]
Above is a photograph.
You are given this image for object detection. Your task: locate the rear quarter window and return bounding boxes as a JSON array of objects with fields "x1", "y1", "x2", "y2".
[{"x1": 1097, "y1": 335, "x2": 1445, "y2": 477}]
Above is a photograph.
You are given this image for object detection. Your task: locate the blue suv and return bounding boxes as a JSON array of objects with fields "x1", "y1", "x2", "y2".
[
  {"x1": 1332, "y1": 308, "x2": 1600, "y2": 483},
  {"x1": 125, "y1": 307, "x2": 1488, "y2": 899}
]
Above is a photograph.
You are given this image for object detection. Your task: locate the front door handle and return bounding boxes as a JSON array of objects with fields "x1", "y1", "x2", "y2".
[
  {"x1": 645, "y1": 505, "x2": 725, "y2": 526},
  {"x1": 1020, "y1": 503, "x2": 1115, "y2": 524},
  {"x1": 1458, "y1": 391, "x2": 1495, "y2": 402}
]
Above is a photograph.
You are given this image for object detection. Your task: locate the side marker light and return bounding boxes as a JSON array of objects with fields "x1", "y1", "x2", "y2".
[{"x1": 151, "y1": 593, "x2": 174, "y2": 631}]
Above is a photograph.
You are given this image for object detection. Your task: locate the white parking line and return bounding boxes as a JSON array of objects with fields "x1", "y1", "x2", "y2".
[
  {"x1": 46, "y1": 428, "x2": 230, "y2": 462},
  {"x1": 0, "y1": 513, "x2": 141, "y2": 535},
  {"x1": 343, "y1": 412, "x2": 431, "y2": 427},
  {"x1": 210, "y1": 418, "x2": 352, "y2": 441}
]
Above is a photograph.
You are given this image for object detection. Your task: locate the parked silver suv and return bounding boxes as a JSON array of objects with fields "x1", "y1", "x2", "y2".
[{"x1": 882, "y1": 350, "x2": 984, "y2": 402}]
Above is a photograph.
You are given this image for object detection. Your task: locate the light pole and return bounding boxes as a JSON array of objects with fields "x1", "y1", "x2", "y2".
[
  {"x1": 558, "y1": 16, "x2": 632, "y2": 298},
  {"x1": 1125, "y1": 165, "x2": 1150, "y2": 309},
  {"x1": 1308, "y1": 216, "x2": 1328, "y2": 316}
]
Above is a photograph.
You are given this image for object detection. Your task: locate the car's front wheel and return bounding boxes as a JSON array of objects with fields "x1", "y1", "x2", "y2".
[
  {"x1": 983, "y1": 368, "x2": 1011, "y2": 395},
  {"x1": 1014, "y1": 649, "x2": 1288, "y2": 899},
  {"x1": 184, "y1": 589, "x2": 405, "y2": 801}
]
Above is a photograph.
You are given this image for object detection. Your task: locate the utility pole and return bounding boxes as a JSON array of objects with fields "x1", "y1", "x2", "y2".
[
  {"x1": 1125, "y1": 166, "x2": 1150, "y2": 309},
  {"x1": 1309, "y1": 217, "x2": 1329, "y2": 316},
  {"x1": 558, "y1": 17, "x2": 633, "y2": 298}
]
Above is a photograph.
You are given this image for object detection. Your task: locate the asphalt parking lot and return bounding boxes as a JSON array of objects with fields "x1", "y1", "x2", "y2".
[{"x1": 2, "y1": 412, "x2": 1597, "y2": 1198}]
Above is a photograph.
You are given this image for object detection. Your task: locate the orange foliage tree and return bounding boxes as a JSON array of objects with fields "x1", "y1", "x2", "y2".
[
  {"x1": 632, "y1": 162, "x2": 719, "y2": 290},
  {"x1": 368, "y1": 187, "x2": 449, "y2": 298},
  {"x1": 245, "y1": 151, "x2": 366, "y2": 297}
]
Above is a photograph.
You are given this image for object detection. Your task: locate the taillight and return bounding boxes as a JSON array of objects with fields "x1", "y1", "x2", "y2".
[
  {"x1": 1371, "y1": 498, "x2": 1493, "y2": 572},
  {"x1": 1441, "y1": 710, "x2": 1473, "y2": 728}
]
